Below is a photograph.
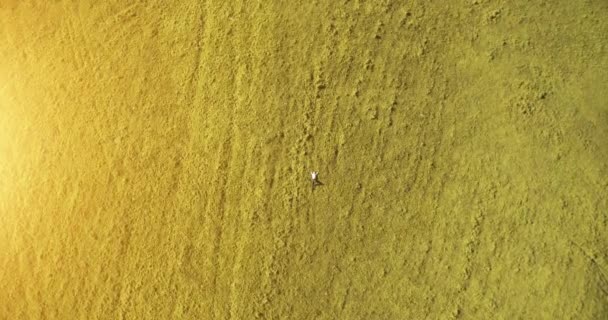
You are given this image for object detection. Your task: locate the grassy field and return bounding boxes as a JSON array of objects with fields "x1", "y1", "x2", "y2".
[{"x1": 1, "y1": 1, "x2": 607, "y2": 319}]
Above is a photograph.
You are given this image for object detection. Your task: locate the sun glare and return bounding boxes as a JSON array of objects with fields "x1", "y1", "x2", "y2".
[{"x1": 0, "y1": 79, "x2": 15, "y2": 205}]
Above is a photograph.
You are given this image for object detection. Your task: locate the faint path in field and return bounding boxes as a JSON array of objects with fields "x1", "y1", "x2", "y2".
[{"x1": 569, "y1": 241, "x2": 608, "y2": 297}]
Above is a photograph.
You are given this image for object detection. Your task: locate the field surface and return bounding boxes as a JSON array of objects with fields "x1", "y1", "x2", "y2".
[{"x1": 1, "y1": 1, "x2": 607, "y2": 319}]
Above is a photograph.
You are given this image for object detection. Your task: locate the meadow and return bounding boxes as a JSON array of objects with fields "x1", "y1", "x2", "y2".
[{"x1": 0, "y1": 1, "x2": 607, "y2": 318}]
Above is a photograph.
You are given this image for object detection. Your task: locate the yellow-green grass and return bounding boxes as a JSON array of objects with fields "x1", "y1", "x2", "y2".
[{"x1": 0, "y1": 1, "x2": 606, "y2": 319}]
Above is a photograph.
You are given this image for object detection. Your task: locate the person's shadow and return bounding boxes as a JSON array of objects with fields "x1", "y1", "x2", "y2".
[{"x1": 312, "y1": 178, "x2": 324, "y2": 190}]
